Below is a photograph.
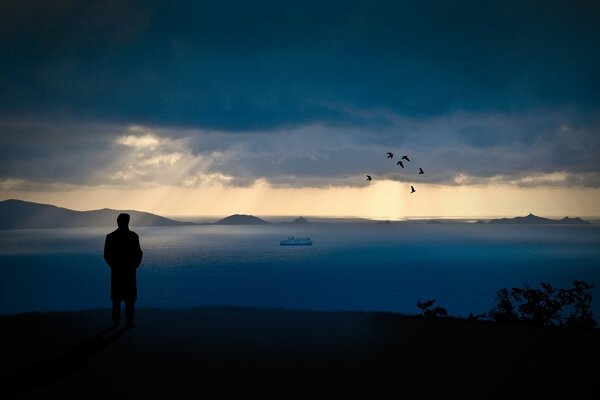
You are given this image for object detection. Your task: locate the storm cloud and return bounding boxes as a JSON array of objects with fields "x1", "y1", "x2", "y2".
[
  {"x1": 1, "y1": 0, "x2": 599, "y2": 189},
  {"x1": 2, "y1": 110, "x2": 599, "y2": 189}
]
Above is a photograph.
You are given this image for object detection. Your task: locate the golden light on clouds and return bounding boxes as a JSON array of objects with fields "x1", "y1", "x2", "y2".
[
  {"x1": 107, "y1": 128, "x2": 208, "y2": 186},
  {"x1": 117, "y1": 133, "x2": 160, "y2": 149},
  {"x1": 2, "y1": 125, "x2": 599, "y2": 219}
]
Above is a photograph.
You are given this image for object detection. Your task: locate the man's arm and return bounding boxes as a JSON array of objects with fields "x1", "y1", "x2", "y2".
[
  {"x1": 103, "y1": 235, "x2": 114, "y2": 268},
  {"x1": 133, "y1": 233, "x2": 143, "y2": 268}
]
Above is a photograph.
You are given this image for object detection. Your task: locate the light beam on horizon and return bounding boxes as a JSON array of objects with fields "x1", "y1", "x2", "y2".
[{"x1": 3, "y1": 179, "x2": 600, "y2": 220}]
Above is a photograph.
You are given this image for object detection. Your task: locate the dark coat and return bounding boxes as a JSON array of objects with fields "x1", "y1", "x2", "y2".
[{"x1": 103, "y1": 228, "x2": 143, "y2": 301}]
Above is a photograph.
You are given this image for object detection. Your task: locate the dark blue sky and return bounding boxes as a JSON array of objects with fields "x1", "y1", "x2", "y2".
[{"x1": 0, "y1": 0, "x2": 599, "y2": 189}]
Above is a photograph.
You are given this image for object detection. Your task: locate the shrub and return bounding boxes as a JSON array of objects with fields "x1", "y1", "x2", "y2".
[
  {"x1": 489, "y1": 288, "x2": 518, "y2": 324},
  {"x1": 559, "y1": 280, "x2": 596, "y2": 329},
  {"x1": 490, "y1": 281, "x2": 596, "y2": 329},
  {"x1": 417, "y1": 299, "x2": 448, "y2": 319}
]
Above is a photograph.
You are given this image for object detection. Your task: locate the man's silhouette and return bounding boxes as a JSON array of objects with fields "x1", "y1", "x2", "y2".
[{"x1": 104, "y1": 213, "x2": 143, "y2": 328}]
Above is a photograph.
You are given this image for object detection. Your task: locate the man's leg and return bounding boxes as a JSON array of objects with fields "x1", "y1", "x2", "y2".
[
  {"x1": 125, "y1": 300, "x2": 136, "y2": 327},
  {"x1": 112, "y1": 300, "x2": 121, "y2": 327}
]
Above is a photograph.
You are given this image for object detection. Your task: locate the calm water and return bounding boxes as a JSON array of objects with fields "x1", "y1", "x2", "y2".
[{"x1": 1, "y1": 223, "x2": 599, "y2": 317}]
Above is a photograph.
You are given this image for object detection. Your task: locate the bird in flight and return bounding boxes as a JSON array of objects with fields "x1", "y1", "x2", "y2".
[
  {"x1": 397, "y1": 160, "x2": 404, "y2": 168},
  {"x1": 366, "y1": 175, "x2": 372, "y2": 181},
  {"x1": 419, "y1": 168, "x2": 424, "y2": 174},
  {"x1": 401, "y1": 155, "x2": 410, "y2": 161},
  {"x1": 410, "y1": 185, "x2": 416, "y2": 193},
  {"x1": 387, "y1": 152, "x2": 394, "y2": 159}
]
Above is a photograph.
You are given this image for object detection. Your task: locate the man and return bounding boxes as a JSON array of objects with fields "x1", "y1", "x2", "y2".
[{"x1": 104, "y1": 213, "x2": 143, "y2": 328}]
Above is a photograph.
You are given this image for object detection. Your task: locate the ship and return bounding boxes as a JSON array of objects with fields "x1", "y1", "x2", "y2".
[{"x1": 280, "y1": 236, "x2": 313, "y2": 246}]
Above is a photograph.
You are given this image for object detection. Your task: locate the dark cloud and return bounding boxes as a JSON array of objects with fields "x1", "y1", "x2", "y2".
[
  {"x1": 1, "y1": 1, "x2": 599, "y2": 130},
  {"x1": 1, "y1": 1, "x2": 600, "y2": 190},
  {"x1": 194, "y1": 112, "x2": 600, "y2": 188},
  {"x1": 0, "y1": 120, "x2": 121, "y2": 185},
  {"x1": 3, "y1": 110, "x2": 598, "y2": 190}
]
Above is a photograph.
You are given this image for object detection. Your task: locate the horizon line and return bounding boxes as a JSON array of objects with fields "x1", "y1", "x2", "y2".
[{"x1": 3, "y1": 198, "x2": 599, "y2": 221}]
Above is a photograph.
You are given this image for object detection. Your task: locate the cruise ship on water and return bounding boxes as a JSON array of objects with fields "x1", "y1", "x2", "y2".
[{"x1": 280, "y1": 236, "x2": 313, "y2": 246}]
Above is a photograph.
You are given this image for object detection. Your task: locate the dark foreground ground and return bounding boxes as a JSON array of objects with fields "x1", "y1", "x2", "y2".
[{"x1": 1, "y1": 307, "x2": 599, "y2": 399}]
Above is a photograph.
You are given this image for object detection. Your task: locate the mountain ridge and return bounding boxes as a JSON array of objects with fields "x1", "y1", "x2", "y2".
[
  {"x1": 487, "y1": 213, "x2": 590, "y2": 225},
  {"x1": 0, "y1": 200, "x2": 593, "y2": 228},
  {"x1": 0, "y1": 199, "x2": 193, "y2": 229}
]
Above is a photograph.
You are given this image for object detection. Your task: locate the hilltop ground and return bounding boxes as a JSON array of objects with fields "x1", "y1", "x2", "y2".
[{"x1": 2, "y1": 307, "x2": 599, "y2": 399}]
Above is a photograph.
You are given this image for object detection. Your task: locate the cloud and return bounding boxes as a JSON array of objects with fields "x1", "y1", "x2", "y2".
[
  {"x1": 0, "y1": 121, "x2": 198, "y2": 188},
  {"x1": 176, "y1": 110, "x2": 600, "y2": 189},
  {"x1": 1, "y1": 109, "x2": 598, "y2": 190},
  {"x1": 1, "y1": 1, "x2": 599, "y2": 192},
  {"x1": 1, "y1": 1, "x2": 599, "y2": 130},
  {"x1": 117, "y1": 130, "x2": 160, "y2": 149}
]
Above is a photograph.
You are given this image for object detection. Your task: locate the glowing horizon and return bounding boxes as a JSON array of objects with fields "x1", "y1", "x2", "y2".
[{"x1": 3, "y1": 179, "x2": 600, "y2": 220}]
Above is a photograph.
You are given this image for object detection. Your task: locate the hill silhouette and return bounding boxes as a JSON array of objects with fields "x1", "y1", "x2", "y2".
[
  {"x1": 3, "y1": 307, "x2": 599, "y2": 398},
  {"x1": 488, "y1": 213, "x2": 590, "y2": 224},
  {"x1": 215, "y1": 214, "x2": 268, "y2": 225},
  {"x1": 0, "y1": 199, "x2": 192, "y2": 229}
]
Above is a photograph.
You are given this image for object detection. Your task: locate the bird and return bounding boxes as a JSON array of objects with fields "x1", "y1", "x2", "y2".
[
  {"x1": 401, "y1": 155, "x2": 410, "y2": 161},
  {"x1": 387, "y1": 152, "x2": 394, "y2": 159},
  {"x1": 366, "y1": 175, "x2": 372, "y2": 181},
  {"x1": 397, "y1": 160, "x2": 404, "y2": 168},
  {"x1": 410, "y1": 185, "x2": 416, "y2": 193},
  {"x1": 419, "y1": 168, "x2": 424, "y2": 174}
]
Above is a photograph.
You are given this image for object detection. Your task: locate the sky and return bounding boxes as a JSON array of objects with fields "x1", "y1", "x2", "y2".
[{"x1": 1, "y1": 0, "x2": 600, "y2": 218}]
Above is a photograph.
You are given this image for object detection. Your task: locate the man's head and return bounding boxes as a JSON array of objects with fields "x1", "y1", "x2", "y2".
[{"x1": 117, "y1": 213, "x2": 130, "y2": 229}]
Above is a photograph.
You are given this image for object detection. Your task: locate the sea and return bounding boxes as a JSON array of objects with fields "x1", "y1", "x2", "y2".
[{"x1": 1, "y1": 222, "x2": 599, "y2": 317}]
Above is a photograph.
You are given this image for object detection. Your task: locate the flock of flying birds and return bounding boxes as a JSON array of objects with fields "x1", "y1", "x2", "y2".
[{"x1": 366, "y1": 152, "x2": 424, "y2": 193}]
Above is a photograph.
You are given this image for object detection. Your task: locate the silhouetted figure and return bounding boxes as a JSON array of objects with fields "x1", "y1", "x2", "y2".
[
  {"x1": 366, "y1": 175, "x2": 372, "y2": 181},
  {"x1": 410, "y1": 185, "x2": 416, "y2": 193},
  {"x1": 387, "y1": 152, "x2": 394, "y2": 159},
  {"x1": 401, "y1": 155, "x2": 410, "y2": 161},
  {"x1": 104, "y1": 213, "x2": 143, "y2": 328},
  {"x1": 397, "y1": 160, "x2": 404, "y2": 168},
  {"x1": 419, "y1": 168, "x2": 424, "y2": 174}
]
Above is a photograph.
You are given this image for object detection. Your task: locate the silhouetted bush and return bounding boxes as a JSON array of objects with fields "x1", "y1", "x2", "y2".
[
  {"x1": 489, "y1": 288, "x2": 518, "y2": 324},
  {"x1": 514, "y1": 283, "x2": 563, "y2": 326},
  {"x1": 417, "y1": 299, "x2": 448, "y2": 319},
  {"x1": 489, "y1": 281, "x2": 596, "y2": 329},
  {"x1": 559, "y1": 280, "x2": 596, "y2": 329},
  {"x1": 467, "y1": 312, "x2": 487, "y2": 322}
]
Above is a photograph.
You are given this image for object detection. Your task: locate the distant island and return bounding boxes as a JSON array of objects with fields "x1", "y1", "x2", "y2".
[
  {"x1": 0, "y1": 199, "x2": 192, "y2": 229},
  {"x1": 1, "y1": 200, "x2": 592, "y2": 228},
  {"x1": 487, "y1": 213, "x2": 590, "y2": 225},
  {"x1": 215, "y1": 214, "x2": 268, "y2": 225}
]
